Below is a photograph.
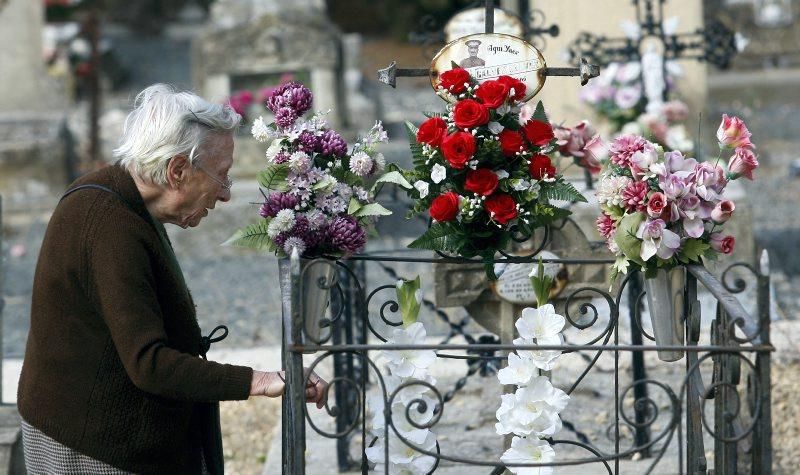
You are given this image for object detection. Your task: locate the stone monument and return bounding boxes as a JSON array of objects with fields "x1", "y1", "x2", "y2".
[{"x1": 0, "y1": 0, "x2": 69, "y2": 210}]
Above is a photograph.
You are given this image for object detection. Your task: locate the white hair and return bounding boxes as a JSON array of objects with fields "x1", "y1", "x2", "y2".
[{"x1": 113, "y1": 84, "x2": 241, "y2": 185}]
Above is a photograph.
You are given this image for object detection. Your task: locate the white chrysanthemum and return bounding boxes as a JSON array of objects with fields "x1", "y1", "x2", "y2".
[
  {"x1": 500, "y1": 436, "x2": 556, "y2": 475},
  {"x1": 365, "y1": 429, "x2": 437, "y2": 475},
  {"x1": 251, "y1": 116, "x2": 272, "y2": 142},
  {"x1": 497, "y1": 352, "x2": 536, "y2": 386},
  {"x1": 383, "y1": 322, "x2": 437, "y2": 378},
  {"x1": 288, "y1": 151, "x2": 311, "y2": 173},
  {"x1": 267, "y1": 209, "x2": 295, "y2": 238},
  {"x1": 283, "y1": 236, "x2": 306, "y2": 256},
  {"x1": 413, "y1": 180, "x2": 430, "y2": 199},
  {"x1": 515, "y1": 304, "x2": 566, "y2": 340},
  {"x1": 349, "y1": 151, "x2": 374, "y2": 176},
  {"x1": 596, "y1": 175, "x2": 632, "y2": 207},
  {"x1": 513, "y1": 336, "x2": 563, "y2": 371},
  {"x1": 430, "y1": 164, "x2": 447, "y2": 184}
]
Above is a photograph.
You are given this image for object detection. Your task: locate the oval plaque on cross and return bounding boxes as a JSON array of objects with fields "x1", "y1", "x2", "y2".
[
  {"x1": 430, "y1": 33, "x2": 547, "y2": 103},
  {"x1": 491, "y1": 252, "x2": 567, "y2": 304}
]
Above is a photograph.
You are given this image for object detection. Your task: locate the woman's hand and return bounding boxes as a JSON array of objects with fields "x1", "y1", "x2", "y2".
[{"x1": 250, "y1": 369, "x2": 329, "y2": 409}]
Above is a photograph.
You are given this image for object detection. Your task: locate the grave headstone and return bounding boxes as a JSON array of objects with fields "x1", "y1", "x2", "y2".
[{"x1": 0, "y1": 0, "x2": 69, "y2": 210}]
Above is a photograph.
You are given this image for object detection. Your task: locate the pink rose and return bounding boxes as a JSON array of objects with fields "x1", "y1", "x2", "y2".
[
  {"x1": 711, "y1": 200, "x2": 735, "y2": 223},
  {"x1": 647, "y1": 192, "x2": 667, "y2": 218},
  {"x1": 717, "y1": 114, "x2": 754, "y2": 149},
  {"x1": 710, "y1": 233, "x2": 735, "y2": 255},
  {"x1": 727, "y1": 147, "x2": 759, "y2": 181}
]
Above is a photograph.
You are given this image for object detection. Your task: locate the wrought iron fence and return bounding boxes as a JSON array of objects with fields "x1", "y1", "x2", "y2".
[{"x1": 278, "y1": 246, "x2": 772, "y2": 474}]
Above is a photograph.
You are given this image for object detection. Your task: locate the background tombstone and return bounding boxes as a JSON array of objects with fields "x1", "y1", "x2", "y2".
[
  {"x1": 0, "y1": 0, "x2": 69, "y2": 210},
  {"x1": 193, "y1": 3, "x2": 347, "y2": 174}
]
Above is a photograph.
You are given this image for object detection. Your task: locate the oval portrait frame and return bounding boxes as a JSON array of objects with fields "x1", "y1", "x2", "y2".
[{"x1": 430, "y1": 33, "x2": 547, "y2": 104}]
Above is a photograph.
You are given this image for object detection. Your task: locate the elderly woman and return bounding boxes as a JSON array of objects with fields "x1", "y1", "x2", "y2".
[{"x1": 17, "y1": 84, "x2": 326, "y2": 474}]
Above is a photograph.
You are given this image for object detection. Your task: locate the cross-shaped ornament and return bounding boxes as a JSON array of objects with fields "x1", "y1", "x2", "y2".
[
  {"x1": 567, "y1": 0, "x2": 739, "y2": 108},
  {"x1": 378, "y1": 0, "x2": 600, "y2": 97}
]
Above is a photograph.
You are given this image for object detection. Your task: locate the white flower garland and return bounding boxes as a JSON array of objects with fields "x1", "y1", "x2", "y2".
[
  {"x1": 496, "y1": 303, "x2": 570, "y2": 475},
  {"x1": 366, "y1": 321, "x2": 439, "y2": 474}
]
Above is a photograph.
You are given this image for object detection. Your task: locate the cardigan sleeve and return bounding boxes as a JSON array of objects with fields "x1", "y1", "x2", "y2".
[{"x1": 85, "y1": 205, "x2": 253, "y2": 402}]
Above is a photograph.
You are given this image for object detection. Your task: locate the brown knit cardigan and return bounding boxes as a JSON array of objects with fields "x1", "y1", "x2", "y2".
[{"x1": 17, "y1": 165, "x2": 254, "y2": 474}]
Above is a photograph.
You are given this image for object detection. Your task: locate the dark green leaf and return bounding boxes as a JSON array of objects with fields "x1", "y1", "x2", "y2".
[{"x1": 257, "y1": 164, "x2": 290, "y2": 192}]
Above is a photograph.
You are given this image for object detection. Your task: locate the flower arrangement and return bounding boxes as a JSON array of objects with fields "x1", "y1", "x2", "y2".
[
  {"x1": 224, "y1": 73, "x2": 296, "y2": 124},
  {"x1": 366, "y1": 278, "x2": 439, "y2": 474},
  {"x1": 579, "y1": 61, "x2": 651, "y2": 131},
  {"x1": 495, "y1": 264, "x2": 569, "y2": 474},
  {"x1": 594, "y1": 114, "x2": 759, "y2": 283},
  {"x1": 225, "y1": 82, "x2": 392, "y2": 258},
  {"x1": 553, "y1": 119, "x2": 604, "y2": 174},
  {"x1": 620, "y1": 100, "x2": 694, "y2": 153},
  {"x1": 401, "y1": 68, "x2": 586, "y2": 277}
]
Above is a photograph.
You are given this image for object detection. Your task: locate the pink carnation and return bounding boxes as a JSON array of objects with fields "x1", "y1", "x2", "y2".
[
  {"x1": 609, "y1": 135, "x2": 651, "y2": 169},
  {"x1": 596, "y1": 213, "x2": 616, "y2": 239},
  {"x1": 621, "y1": 180, "x2": 649, "y2": 212}
]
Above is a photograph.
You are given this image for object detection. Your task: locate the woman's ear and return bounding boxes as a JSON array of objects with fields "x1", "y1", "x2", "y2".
[{"x1": 166, "y1": 155, "x2": 190, "y2": 189}]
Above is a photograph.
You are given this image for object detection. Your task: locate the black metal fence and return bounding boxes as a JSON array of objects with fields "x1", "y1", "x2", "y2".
[{"x1": 279, "y1": 247, "x2": 772, "y2": 474}]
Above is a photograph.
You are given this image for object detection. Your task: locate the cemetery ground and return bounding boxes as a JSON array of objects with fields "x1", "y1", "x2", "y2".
[{"x1": 3, "y1": 39, "x2": 800, "y2": 475}]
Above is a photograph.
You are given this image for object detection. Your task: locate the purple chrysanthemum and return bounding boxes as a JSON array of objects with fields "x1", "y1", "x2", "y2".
[
  {"x1": 297, "y1": 131, "x2": 318, "y2": 152},
  {"x1": 291, "y1": 215, "x2": 321, "y2": 249},
  {"x1": 273, "y1": 232, "x2": 289, "y2": 250},
  {"x1": 273, "y1": 151, "x2": 291, "y2": 164},
  {"x1": 260, "y1": 192, "x2": 299, "y2": 218},
  {"x1": 274, "y1": 106, "x2": 298, "y2": 128},
  {"x1": 317, "y1": 129, "x2": 347, "y2": 157},
  {"x1": 327, "y1": 216, "x2": 366, "y2": 255},
  {"x1": 265, "y1": 82, "x2": 313, "y2": 116}
]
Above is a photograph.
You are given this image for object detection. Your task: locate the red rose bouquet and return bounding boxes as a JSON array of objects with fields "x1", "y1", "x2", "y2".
[{"x1": 402, "y1": 68, "x2": 586, "y2": 278}]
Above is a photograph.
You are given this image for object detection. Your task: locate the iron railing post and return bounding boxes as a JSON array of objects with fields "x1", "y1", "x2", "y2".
[
  {"x1": 752, "y1": 250, "x2": 772, "y2": 473},
  {"x1": 627, "y1": 271, "x2": 651, "y2": 457},
  {"x1": 281, "y1": 252, "x2": 306, "y2": 474},
  {"x1": 685, "y1": 272, "x2": 707, "y2": 473}
]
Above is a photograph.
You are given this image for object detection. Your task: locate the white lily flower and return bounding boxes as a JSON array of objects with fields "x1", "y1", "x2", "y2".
[
  {"x1": 366, "y1": 429, "x2": 437, "y2": 475},
  {"x1": 413, "y1": 180, "x2": 429, "y2": 199},
  {"x1": 383, "y1": 322, "x2": 437, "y2": 378},
  {"x1": 497, "y1": 352, "x2": 536, "y2": 386},
  {"x1": 495, "y1": 377, "x2": 569, "y2": 437},
  {"x1": 513, "y1": 335, "x2": 563, "y2": 371},
  {"x1": 515, "y1": 304, "x2": 566, "y2": 340},
  {"x1": 500, "y1": 436, "x2": 556, "y2": 475}
]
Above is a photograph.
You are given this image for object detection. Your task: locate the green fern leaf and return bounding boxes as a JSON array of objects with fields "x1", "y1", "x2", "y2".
[
  {"x1": 221, "y1": 222, "x2": 276, "y2": 252},
  {"x1": 257, "y1": 164, "x2": 290, "y2": 192},
  {"x1": 540, "y1": 181, "x2": 588, "y2": 203},
  {"x1": 407, "y1": 223, "x2": 456, "y2": 251}
]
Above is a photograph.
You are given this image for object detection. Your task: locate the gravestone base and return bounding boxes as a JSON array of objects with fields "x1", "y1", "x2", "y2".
[{"x1": 0, "y1": 115, "x2": 70, "y2": 212}]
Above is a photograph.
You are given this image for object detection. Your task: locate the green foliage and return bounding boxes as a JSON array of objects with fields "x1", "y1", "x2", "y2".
[
  {"x1": 678, "y1": 239, "x2": 710, "y2": 264},
  {"x1": 532, "y1": 101, "x2": 549, "y2": 124},
  {"x1": 257, "y1": 165, "x2": 290, "y2": 192},
  {"x1": 540, "y1": 181, "x2": 588, "y2": 203},
  {"x1": 396, "y1": 276, "x2": 422, "y2": 327},
  {"x1": 407, "y1": 222, "x2": 457, "y2": 252},
  {"x1": 530, "y1": 258, "x2": 553, "y2": 308},
  {"x1": 614, "y1": 213, "x2": 646, "y2": 267},
  {"x1": 372, "y1": 170, "x2": 413, "y2": 191},
  {"x1": 354, "y1": 203, "x2": 392, "y2": 217},
  {"x1": 222, "y1": 222, "x2": 276, "y2": 253}
]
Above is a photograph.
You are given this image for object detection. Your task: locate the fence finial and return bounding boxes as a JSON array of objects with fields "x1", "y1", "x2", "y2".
[{"x1": 759, "y1": 249, "x2": 770, "y2": 276}]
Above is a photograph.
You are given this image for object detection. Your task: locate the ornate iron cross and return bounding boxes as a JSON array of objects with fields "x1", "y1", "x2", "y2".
[
  {"x1": 567, "y1": 0, "x2": 739, "y2": 97},
  {"x1": 378, "y1": 0, "x2": 599, "y2": 89}
]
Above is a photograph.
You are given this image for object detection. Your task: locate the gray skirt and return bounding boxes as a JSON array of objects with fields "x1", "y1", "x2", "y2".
[{"x1": 21, "y1": 419, "x2": 210, "y2": 474}]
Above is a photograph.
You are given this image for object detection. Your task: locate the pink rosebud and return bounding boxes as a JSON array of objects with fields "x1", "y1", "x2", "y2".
[
  {"x1": 727, "y1": 147, "x2": 759, "y2": 181},
  {"x1": 711, "y1": 200, "x2": 735, "y2": 224},
  {"x1": 710, "y1": 233, "x2": 735, "y2": 255},
  {"x1": 646, "y1": 192, "x2": 667, "y2": 218},
  {"x1": 716, "y1": 114, "x2": 754, "y2": 149},
  {"x1": 584, "y1": 134, "x2": 610, "y2": 162}
]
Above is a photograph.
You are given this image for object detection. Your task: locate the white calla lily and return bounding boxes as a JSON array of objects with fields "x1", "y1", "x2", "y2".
[{"x1": 515, "y1": 304, "x2": 566, "y2": 340}]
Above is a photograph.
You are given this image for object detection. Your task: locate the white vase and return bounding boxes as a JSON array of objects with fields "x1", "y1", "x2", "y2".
[
  {"x1": 643, "y1": 267, "x2": 686, "y2": 362},
  {"x1": 279, "y1": 258, "x2": 335, "y2": 352}
]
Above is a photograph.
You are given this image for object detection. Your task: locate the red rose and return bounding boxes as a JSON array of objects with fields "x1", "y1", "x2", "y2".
[
  {"x1": 475, "y1": 80, "x2": 509, "y2": 109},
  {"x1": 439, "y1": 68, "x2": 471, "y2": 94},
  {"x1": 416, "y1": 117, "x2": 448, "y2": 147},
  {"x1": 453, "y1": 99, "x2": 489, "y2": 129},
  {"x1": 464, "y1": 168, "x2": 499, "y2": 196},
  {"x1": 529, "y1": 154, "x2": 556, "y2": 180},
  {"x1": 522, "y1": 119, "x2": 555, "y2": 147},
  {"x1": 497, "y1": 76, "x2": 526, "y2": 101},
  {"x1": 484, "y1": 194, "x2": 518, "y2": 224},
  {"x1": 430, "y1": 192, "x2": 461, "y2": 222},
  {"x1": 441, "y1": 131, "x2": 476, "y2": 169},
  {"x1": 498, "y1": 130, "x2": 526, "y2": 157}
]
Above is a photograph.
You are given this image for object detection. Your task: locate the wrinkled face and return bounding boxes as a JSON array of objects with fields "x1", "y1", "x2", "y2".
[{"x1": 174, "y1": 133, "x2": 234, "y2": 228}]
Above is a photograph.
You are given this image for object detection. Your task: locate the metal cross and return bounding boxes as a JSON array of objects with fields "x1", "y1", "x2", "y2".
[
  {"x1": 378, "y1": 0, "x2": 599, "y2": 89},
  {"x1": 566, "y1": 0, "x2": 739, "y2": 98}
]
